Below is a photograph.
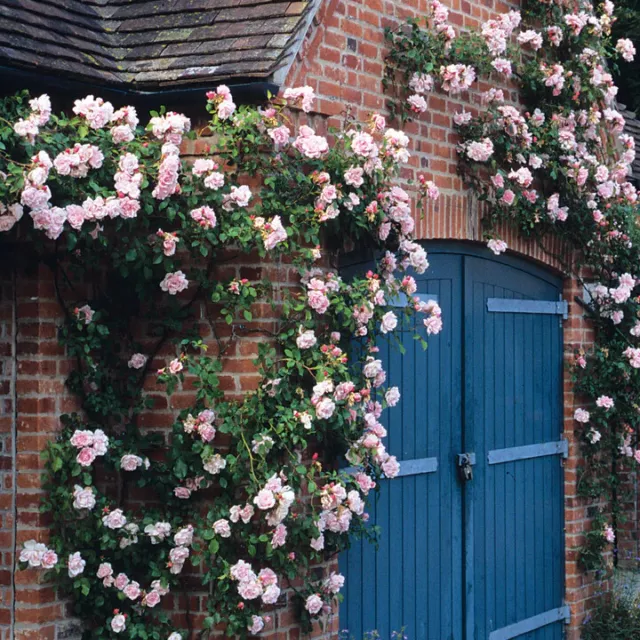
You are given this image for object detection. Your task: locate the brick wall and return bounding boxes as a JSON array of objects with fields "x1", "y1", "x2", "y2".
[
  {"x1": 0, "y1": 262, "x2": 15, "y2": 639},
  {"x1": 11, "y1": 263, "x2": 79, "y2": 640},
  {"x1": 0, "y1": 251, "x2": 340, "y2": 640},
  {"x1": 0, "y1": 0, "x2": 617, "y2": 638},
  {"x1": 283, "y1": 0, "x2": 603, "y2": 637}
]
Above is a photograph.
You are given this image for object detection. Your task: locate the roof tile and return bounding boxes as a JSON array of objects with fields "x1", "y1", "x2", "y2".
[{"x1": 0, "y1": 0, "x2": 319, "y2": 91}]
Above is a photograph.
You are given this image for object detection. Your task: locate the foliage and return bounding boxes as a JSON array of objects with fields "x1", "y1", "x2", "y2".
[
  {"x1": 582, "y1": 574, "x2": 640, "y2": 639},
  {"x1": 385, "y1": 0, "x2": 639, "y2": 570},
  {"x1": 1, "y1": 87, "x2": 442, "y2": 638},
  {"x1": 612, "y1": 0, "x2": 640, "y2": 112}
]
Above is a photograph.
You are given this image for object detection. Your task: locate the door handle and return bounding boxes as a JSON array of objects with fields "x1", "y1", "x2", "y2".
[{"x1": 457, "y1": 452, "x2": 476, "y2": 482}]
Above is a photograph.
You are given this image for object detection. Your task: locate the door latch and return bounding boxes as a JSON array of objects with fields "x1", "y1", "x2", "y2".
[{"x1": 457, "y1": 452, "x2": 476, "y2": 482}]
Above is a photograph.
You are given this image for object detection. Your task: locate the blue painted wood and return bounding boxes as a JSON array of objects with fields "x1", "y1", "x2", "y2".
[
  {"x1": 340, "y1": 252, "x2": 464, "y2": 640},
  {"x1": 487, "y1": 298, "x2": 568, "y2": 318},
  {"x1": 464, "y1": 254, "x2": 564, "y2": 640},
  {"x1": 343, "y1": 457, "x2": 438, "y2": 477},
  {"x1": 340, "y1": 243, "x2": 565, "y2": 640},
  {"x1": 488, "y1": 606, "x2": 570, "y2": 640},
  {"x1": 487, "y1": 440, "x2": 569, "y2": 464}
]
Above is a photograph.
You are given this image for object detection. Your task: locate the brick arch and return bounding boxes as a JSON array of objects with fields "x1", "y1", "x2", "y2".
[{"x1": 415, "y1": 192, "x2": 573, "y2": 276}]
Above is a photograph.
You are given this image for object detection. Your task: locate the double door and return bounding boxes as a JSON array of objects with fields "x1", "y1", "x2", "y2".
[{"x1": 341, "y1": 244, "x2": 567, "y2": 640}]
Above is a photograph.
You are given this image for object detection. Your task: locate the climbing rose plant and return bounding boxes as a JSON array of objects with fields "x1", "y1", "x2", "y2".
[
  {"x1": 0, "y1": 87, "x2": 441, "y2": 638},
  {"x1": 385, "y1": 0, "x2": 638, "y2": 569}
]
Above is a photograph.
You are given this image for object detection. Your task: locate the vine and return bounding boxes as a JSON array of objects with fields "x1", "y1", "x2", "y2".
[
  {"x1": 385, "y1": 0, "x2": 639, "y2": 569},
  {"x1": 0, "y1": 88, "x2": 442, "y2": 637}
]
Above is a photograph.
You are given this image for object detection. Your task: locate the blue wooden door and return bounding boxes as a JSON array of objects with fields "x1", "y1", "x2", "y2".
[
  {"x1": 464, "y1": 255, "x2": 567, "y2": 640},
  {"x1": 340, "y1": 244, "x2": 566, "y2": 640},
  {"x1": 341, "y1": 253, "x2": 464, "y2": 640}
]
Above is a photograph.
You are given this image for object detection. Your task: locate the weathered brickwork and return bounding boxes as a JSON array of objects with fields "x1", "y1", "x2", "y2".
[
  {"x1": 0, "y1": 0, "x2": 619, "y2": 638},
  {"x1": 284, "y1": 0, "x2": 604, "y2": 638},
  {"x1": 0, "y1": 265, "x2": 16, "y2": 639}
]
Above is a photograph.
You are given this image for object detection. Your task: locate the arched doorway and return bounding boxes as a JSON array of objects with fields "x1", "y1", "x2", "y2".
[{"x1": 341, "y1": 242, "x2": 567, "y2": 640}]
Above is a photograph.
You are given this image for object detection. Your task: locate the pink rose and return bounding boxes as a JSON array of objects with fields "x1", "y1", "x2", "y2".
[
  {"x1": 382, "y1": 455, "x2": 400, "y2": 478},
  {"x1": 258, "y1": 567, "x2": 278, "y2": 586},
  {"x1": 334, "y1": 381, "x2": 355, "y2": 401},
  {"x1": 92, "y1": 429, "x2": 109, "y2": 455},
  {"x1": 102, "y1": 509, "x2": 127, "y2": 529},
  {"x1": 310, "y1": 535, "x2": 324, "y2": 551},
  {"x1": 487, "y1": 239, "x2": 507, "y2": 255},
  {"x1": 123, "y1": 581, "x2": 141, "y2": 600},
  {"x1": 213, "y1": 519, "x2": 231, "y2": 538},
  {"x1": 292, "y1": 128, "x2": 329, "y2": 159},
  {"x1": 315, "y1": 397, "x2": 336, "y2": 420},
  {"x1": 72, "y1": 485, "x2": 95, "y2": 510},
  {"x1": 174, "y1": 487, "x2": 192, "y2": 499},
  {"x1": 120, "y1": 454, "x2": 142, "y2": 471},
  {"x1": 248, "y1": 615, "x2": 265, "y2": 635},
  {"x1": 97, "y1": 562, "x2": 113, "y2": 579},
  {"x1": 344, "y1": 167, "x2": 364, "y2": 187},
  {"x1": 168, "y1": 358, "x2": 183, "y2": 374},
  {"x1": 262, "y1": 216, "x2": 287, "y2": 250},
  {"x1": 324, "y1": 572, "x2": 345, "y2": 595},
  {"x1": 307, "y1": 290, "x2": 330, "y2": 314},
  {"x1": 283, "y1": 86, "x2": 315, "y2": 112},
  {"x1": 41, "y1": 549, "x2": 58, "y2": 569},
  {"x1": 144, "y1": 589, "x2": 161, "y2": 607},
  {"x1": 218, "y1": 99, "x2": 236, "y2": 120},
  {"x1": 574, "y1": 408, "x2": 590, "y2": 423},
  {"x1": 192, "y1": 158, "x2": 215, "y2": 176},
  {"x1": 190, "y1": 205, "x2": 217, "y2": 228},
  {"x1": 408, "y1": 94, "x2": 428, "y2": 113},
  {"x1": 253, "y1": 489, "x2": 276, "y2": 511},
  {"x1": 385, "y1": 387, "x2": 400, "y2": 407},
  {"x1": 501, "y1": 189, "x2": 515, "y2": 205},
  {"x1": 198, "y1": 423, "x2": 216, "y2": 442},
  {"x1": 355, "y1": 472, "x2": 376, "y2": 494},
  {"x1": 76, "y1": 447, "x2": 97, "y2": 467},
  {"x1": 160, "y1": 271, "x2": 189, "y2": 295},
  {"x1": 111, "y1": 614, "x2": 127, "y2": 633},
  {"x1": 380, "y1": 311, "x2": 398, "y2": 334},
  {"x1": 271, "y1": 524, "x2": 287, "y2": 548},
  {"x1": 115, "y1": 573, "x2": 130, "y2": 590},
  {"x1": 66, "y1": 205, "x2": 85, "y2": 230},
  {"x1": 238, "y1": 579, "x2": 263, "y2": 600},
  {"x1": 371, "y1": 113, "x2": 386, "y2": 130},
  {"x1": 305, "y1": 593, "x2": 324, "y2": 615},
  {"x1": 70, "y1": 430, "x2": 94, "y2": 448},
  {"x1": 203, "y1": 172, "x2": 225, "y2": 190},
  {"x1": 262, "y1": 584, "x2": 281, "y2": 604},
  {"x1": 596, "y1": 395, "x2": 614, "y2": 410},
  {"x1": 67, "y1": 552, "x2": 86, "y2": 577},
  {"x1": 230, "y1": 560, "x2": 254, "y2": 582},
  {"x1": 173, "y1": 525, "x2": 194, "y2": 546},
  {"x1": 268, "y1": 125, "x2": 290, "y2": 147},
  {"x1": 111, "y1": 125, "x2": 134, "y2": 143},
  {"x1": 128, "y1": 353, "x2": 147, "y2": 369},
  {"x1": 296, "y1": 329, "x2": 317, "y2": 349}
]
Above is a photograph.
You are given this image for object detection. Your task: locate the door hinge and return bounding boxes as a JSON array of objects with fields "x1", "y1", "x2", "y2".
[{"x1": 487, "y1": 296, "x2": 568, "y2": 319}]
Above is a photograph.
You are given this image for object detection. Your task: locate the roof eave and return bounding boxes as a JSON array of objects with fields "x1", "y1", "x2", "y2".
[{"x1": 0, "y1": 64, "x2": 279, "y2": 113}]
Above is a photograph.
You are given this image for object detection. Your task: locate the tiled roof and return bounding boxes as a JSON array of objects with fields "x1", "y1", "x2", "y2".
[{"x1": 0, "y1": 0, "x2": 318, "y2": 92}]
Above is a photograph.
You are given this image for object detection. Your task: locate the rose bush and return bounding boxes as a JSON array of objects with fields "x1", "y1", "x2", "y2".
[
  {"x1": 386, "y1": 0, "x2": 639, "y2": 568},
  {"x1": 0, "y1": 87, "x2": 441, "y2": 637}
]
